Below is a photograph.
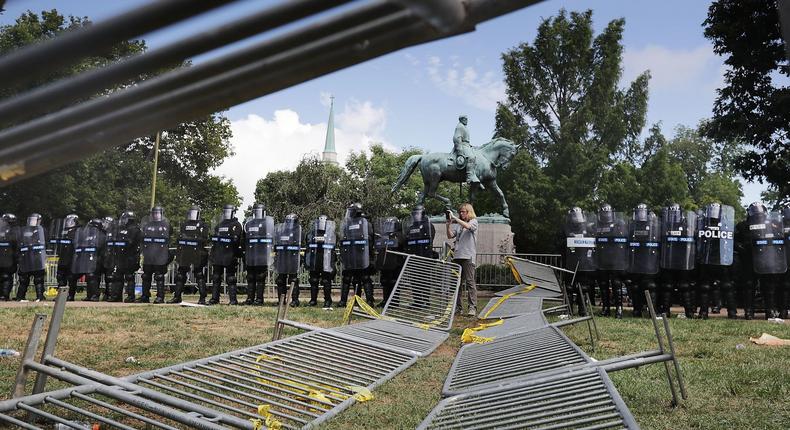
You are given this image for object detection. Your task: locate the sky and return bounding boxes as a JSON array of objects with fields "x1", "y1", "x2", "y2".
[{"x1": 0, "y1": 0, "x2": 767, "y2": 207}]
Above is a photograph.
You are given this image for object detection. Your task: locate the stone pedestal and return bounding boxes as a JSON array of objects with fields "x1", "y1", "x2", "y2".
[{"x1": 430, "y1": 213, "x2": 514, "y2": 255}]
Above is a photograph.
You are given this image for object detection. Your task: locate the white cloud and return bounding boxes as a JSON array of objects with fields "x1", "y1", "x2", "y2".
[
  {"x1": 422, "y1": 55, "x2": 505, "y2": 111},
  {"x1": 623, "y1": 44, "x2": 717, "y2": 89},
  {"x1": 215, "y1": 99, "x2": 391, "y2": 207}
]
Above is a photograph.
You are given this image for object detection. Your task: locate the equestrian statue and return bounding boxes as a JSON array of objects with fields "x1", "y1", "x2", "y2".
[{"x1": 391, "y1": 115, "x2": 517, "y2": 218}]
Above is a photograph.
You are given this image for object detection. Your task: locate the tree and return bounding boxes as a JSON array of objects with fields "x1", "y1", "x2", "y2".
[
  {"x1": 0, "y1": 10, "x2": 239, "y2": 225},
  {"x1": 703, "y1": 0, "x2": 790, "y2": 203}
]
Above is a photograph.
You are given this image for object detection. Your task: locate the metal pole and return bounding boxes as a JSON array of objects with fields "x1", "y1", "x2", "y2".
[
  {"x1": 11, "y1": 314, "x2": 46, "y2": 398},
  {"x1": 31, "y1": 286, "x2": 68, "y2": 396},
  {"x1": 150, "y1": 131, "x2": 161, "y2": 209},
  {"x1": 645, "y1": 290, "x2": 679, "y2": 407},
  {"x1": 662, "y1": 315, "x2": 688, "y2": 400}
]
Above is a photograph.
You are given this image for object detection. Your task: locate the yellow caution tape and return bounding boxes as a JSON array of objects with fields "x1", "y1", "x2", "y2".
[
  {"x1": 255, "y1": 405, "x2": 282, "y2": 430},
  {"x1": 461, "y1": 319, "x2": 505, "y2": 344},
  {"x1": 506, "y1": 257, "x2": 523, "y2": 284},
  {"x1": 45, "y1": 287, "x2": 58, "y2": 298},
  {"x1": 347, "y1": 385, "x2": 374, "y2": 402},
  {"x1": 308, "y1": 390, "x2": 331, "y2": 403},
  {"x1": 481, "y1": 285, "x2": 537, "y2": 319},
  {"x1": 250, "y1": 418, "x2": 263, "y2": 430},
  {"x1": 342, "y1": 295, "x2": 395, "y2": 324}
]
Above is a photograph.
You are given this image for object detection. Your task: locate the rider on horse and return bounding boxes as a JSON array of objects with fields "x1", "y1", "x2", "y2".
[{"x1": 452, "y1": 115, "x2": 482, "y2": 188}]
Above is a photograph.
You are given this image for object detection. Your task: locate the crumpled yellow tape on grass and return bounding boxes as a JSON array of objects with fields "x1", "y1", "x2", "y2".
[
  {"x1": 250, "y1": 404, "x2": 282, "y2": 430},
  {"x1": 461, "y1": 319, "x2": 505, "y2": 344},
  {"x1": 481, "y1": 285, "x2": 537, "y2": 319}
]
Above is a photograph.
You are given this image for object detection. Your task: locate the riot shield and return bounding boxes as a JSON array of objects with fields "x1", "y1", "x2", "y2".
[
  {"x1": 176, "y1": 219, "x2": 209, "y2": 267},
  {"x1": 627, "y1": 212, "x2": 660, "y2": 274},
  {"x1": 594, "y1": 212, "x2": 628, "y2": 271},
  {"x1": 402, "y1": 215, "x2": 435, "y2": 258},
  {"x1": 141, "y1": 215, "x2": 171, "y2": 266},
  {"x1": 340, "y1": 216, "x2": 371, "y2": 270},
  {"x1": 660, "y1": 209, "x2": 697, "y2": 271},
  {"x1": 564, "y1": 211, "x2": 597, "y2": 272},
  {"x1": 697, "y1": 204, "x2": 735, "y2": 266},
  {"x1": 71, "y1": 224, "x2": 103, "y2": 274},
  {"x1": 244, "y1": 216, "x2": 275, "y2": 267},
  {"x1": 18, "y1": 226, "x2": 47, "y2": 273},
  {"x1": 47, "y1": 218, "x2": 66, "y2": 255},
  {"x1": 210, "y1": 217, "x2": 243, "y2": 267},
  {"x1": 274, "y1": 221, "x2": 301, "y2": 274},
  {"x1": 305, "y1": 218, "x2": 336, "y2": 273},
  {"x1": 749, "y1": 211, "x2": 787, "y2": 274},
  {"x1": 375, "y1": 217, "x2": 404, "y2": 271},
  {"x1": 0, "y1": 219, "x2": 16, "y2": 268}
]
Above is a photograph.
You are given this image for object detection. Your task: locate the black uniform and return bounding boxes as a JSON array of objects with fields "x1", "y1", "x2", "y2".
[
  {"x1": 173, "y1": 206, "x2": 210, "y2": 304},
  {"x1": 243, "y1": 204, "x2": 274, "y2": 306},
  {"x1": 305, "y1": 216, "x2": 337, "y2": 308},
  {"x1": 209, "y1": 205, "x2": 243, "y2": 305},
  {"x1": 734, "y1": 219, "x2": 756, "y2": 319},
  {"x1": 99, "y1": 216, "x2": 115, "y2": 301},
  {"x1": 594, "y1": 204, "x2": 628, "y2": 318},
  {"x1": 15, "y1": 214, "x2": 47, "y2": 301},
  {"x1": 659, "y1": 204, "x2": 697, "y2": 317},
  {"x1": 48, "y1": 216, "x2": 80, "y2": 301},
  {"x1": 781, "y1": 207, "x2": 790, "y2": 318},
  {"x1": 71, "y1": 219, "x2": 106, "y2": 301},
  {"x1": 275, "y1": 214, "x2": 301, "y2": 307},
  {"x1": 339, "y1": 203, "x2": 375, "y2": 307},
  {"x1": 626, "y1": 204, "x2": 660, "y2": 317},
  {"x1": 375, "y1": 217, "x2": 405, "y2": 307},
  {"x1": 104, "y1": 212, "x2": 142, "y2": 303},
  {"x1": 746, "y1": 202, "x2": 787, "y2": 319},
  {"x1": 695, "y1": 204, "x2": 735, "y2": 319},
  {"x1": 140, "y1": 207, "x2": 172, "y2": 304},
  {"x1": 0, "y1": 214, "x2": 19, "y2": 301},
  {"x1": 564, "y1": 207, "x2": 597, "y2": 315}
]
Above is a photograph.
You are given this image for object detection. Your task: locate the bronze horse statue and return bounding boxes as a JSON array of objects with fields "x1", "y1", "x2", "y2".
[{"x1": 391, "y1": 137, "x2": 517, "y2": 218}]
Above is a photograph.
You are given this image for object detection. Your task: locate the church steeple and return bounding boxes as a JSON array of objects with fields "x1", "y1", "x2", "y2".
[{"x1": 322, "y1": 96, "x2": 338, "y2": 165}]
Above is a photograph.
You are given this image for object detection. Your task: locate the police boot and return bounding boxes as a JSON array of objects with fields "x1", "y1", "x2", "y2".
[
  {"x1": 744, "y1": 285, "x2": 755, "y2": 320},
  {"x1": 322, "y1": 277, "x2": 333, "y2": 308},
  {"x1": 227, "y1": 274, "x2": 239, "y2": 305},
  {"x1": 338, "y1": 275, "x2": 351, "y2": 307},
  {"x1": 108, "y1": 279, "x2": 122, "y2": 302},
  {"x1": 308, "y1": 282, "x2": 318, "y2": 307},
  {"x1": 168, "y1": 278, "x2": 183, "y2": 304},
  {"x1": 763, "y1": 282, "x2": 779, "y2": 319},
  {"x1": 196, "y1": 274, "x2": 208, "y2": 305},
  {"x1": 379, "y1": 279, "x2": 391, "y2": 308},
  {"x1": 86, "y1": 275, "x2": 100, "y2": 302},
  {"x1": 723, "y1": 282, "x2": 738, "y2": 319},
  {"x1": 697, "y1": 283, "x2": 710, "y2": 320},
  {"x1": 153, "y1": 273, "x2": 166, "y2": 304},
  {"x1": 101, "y1": 281, "x2": 110, "y2": 302},
  {"x1": 711, "y1": 286, "x2": 722, "y2": 314},
  {"x1": 0, "y1": 274, "x2": 11, "y2": 301},
  {"x1": 209, "y1": 271, "x2": 222, "y2": 305},
  {"x1": 781, "y1": 287, "x2": 790, "y2": 319},
  {"x1": 123, "y1": 276, "x2": 136, "y2": 303},
  {"x1": 599, "y1": 285, "x2": 611, "y2": 317},
  {"x1": 289, "y1": 278, "x2": 300, "y2": 307},
  {"x1": 631, "y1": 287, "x2": 643, "y2": 318},
  {"x1": 244, "y1": 273, "x2": 256, "y2": 305},
  {"x1": 254, "y1": 273, "x2": 266, "y2": 306},
  {"x1": 612, "y1": 282, "x2": 623, "y2": 319},
  {"x1": 34, "y1": 281, "x2": 45, "y2": 302},
  {"x1": 363, "y1": 277, "x2": 375, "y2": 307}
]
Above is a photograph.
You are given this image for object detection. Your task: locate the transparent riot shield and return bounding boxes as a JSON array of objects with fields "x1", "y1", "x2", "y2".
[
  {"x1": 594, "y1": 212, "x2": 628, "y2": 271},
  {"x1": 305, "y1": 218, "x2": 336, "y2": 273},
  {"x1": 47, "y1": 218, "x2": 66, "y2": 256},
  {"x1": 564, "y1": 211, "x2": 597, "y2": 272},
  {"x1": 244, "y1": 215, "x2": 275, "y2": 267},
  {"x1": 697, "y1": 204, "x2": 735, "y2": 266},
  {"x1": 18, "y1": 225, "x2": 47, "y2": 273},
  {"x1": 71, "y1": 224, "x2": 102, "y2": 275},
  {"x1": 401, "y1": 215, "x2": 435, "y2": 258},
  {"x1": 627, "y1": 211, "x2": 660, "y2": 275},
  {"x1": 375, "y1": 217, "x2": 403, "y2": 271},
  {"x1": 749, "y1": 211, "x2": 788, "y2": 275},
  {"x1": 660, "y1": 209, "x2": 697, "y2": 271},
  {"x1": 141, "y1": 215, "x2": 171, "y2": 266},
  {"x1": 274, "y1": 222, "x2": 301, "y2": 274},
  {"x1": 340, "y1": 216, "x2": 371, "y2": 270}
]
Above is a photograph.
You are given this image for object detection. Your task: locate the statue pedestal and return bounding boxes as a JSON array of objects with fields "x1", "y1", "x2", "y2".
[{"x1": 430, "y1": 213, "x2": 514, "y2": 256}]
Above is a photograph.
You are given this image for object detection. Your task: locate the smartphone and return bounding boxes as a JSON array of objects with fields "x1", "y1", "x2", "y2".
[{"x1": 445, "y1": 210, "x2": 452, "y2": 220}]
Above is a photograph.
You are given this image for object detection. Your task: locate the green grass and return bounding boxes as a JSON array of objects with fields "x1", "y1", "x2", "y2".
[{"x1": 1, "y1": 297, "x2": 789, "y2": 429}]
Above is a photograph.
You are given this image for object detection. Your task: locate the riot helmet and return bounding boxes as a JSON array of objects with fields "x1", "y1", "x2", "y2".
[
  {"x1": 119, "y1": 211, "x2": 136, "y2": 227},
  {"x1": 382, "y1": 217, "x2": 401, "y2": 236},
  {"x1": 27, "y1": 213, "x2": 42, "y2": 228},
  {"x1": 568, "y1": 207, "x2": 585, "y2": 224},
  {"x1": 151, "y1": 206, "x2": 165, "y2": 222},
  {"x1": 101, "y1": 216, "x2": 114, "y2": 231},
  {"x1": 186, "y1": 206, "x2": 200, "y2": 221},
  {"x1": 598, "y1": 203, "x2": 614, "y2": 224},
  {"x1": 89, "y1": 218, "x2": 104, "y2": 228},
  {"x1": 411, "y1": 205, "x2": 427, "y2": 224},
  {"x1": 633, "y1": 203, "x2": 648, "y2": 222},
  {"x1": 252, "y1": 203, "x2": 265, "y2": 219},
  {"x1": 747, "y1": 201, "x2": 767, "y2": 223},
  {"x1": 2, "y1": 213, "x2": 17, "y2": 225},
  {"x1": 221, "y1": 204, "x2": 236, "y2": 221},
  {"x1": 285, "y1": 213, "x2": 299, "y2": 228},
  {"x1": 705, "y1": 203, "x2": 722, "y2": 222},
  {"x1": 64, "y1": 214, "x2": 80, "y2": 229},
  {"x1": 316, "y1": 215, "x2": 328, "y2": 234},
  {"x1": 346, "y1": 202, "x2": 363, "y2": 219},
  {"x1": 783, "y1": 206, "x2": 790, "y2": 220}
]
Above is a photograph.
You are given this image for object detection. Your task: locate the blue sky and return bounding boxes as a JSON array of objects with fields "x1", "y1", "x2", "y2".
[{"x1": 0, "y1": 0, "x2": 764, "y2": 207}]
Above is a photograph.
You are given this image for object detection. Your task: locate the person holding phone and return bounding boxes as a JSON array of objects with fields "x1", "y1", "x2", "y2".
[{"x1": 446, "y1": 202, "x2": 479, "y2": 316}]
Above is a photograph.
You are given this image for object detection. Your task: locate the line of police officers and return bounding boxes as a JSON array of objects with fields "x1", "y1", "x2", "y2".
[
  {"x1": 565, "y1": 201, "x2": 790, "y2": 320},
  {"x1": 0, "y1": 202, "x2": 437, "y2": 307}
]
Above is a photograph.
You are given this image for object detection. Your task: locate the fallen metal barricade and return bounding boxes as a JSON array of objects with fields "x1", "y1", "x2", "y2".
[
  {"x1": 419, "y1": 367, "x2": 640, "y2": 430},
  {"x1": 477, "y1": 295, "x2": 545, "y2": 319}
]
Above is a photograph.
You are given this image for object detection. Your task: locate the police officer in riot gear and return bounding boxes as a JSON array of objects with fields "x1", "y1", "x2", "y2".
[
  {"x1": 696, "y1": 203, "x2": 735, "y2": 319},
  {"x1": 173, "y1": 206, "x2": 210, "y2": 304},
  {"x1": 48, "y1": 215, "x2": 80, "y2": 301},
  {"x1": 99, "y1": 216, "x2": 115, "y2": 301},
  {"x1": 275, "y1": 213, "x2": 302, "y2": 307},
  {"x1": 403, "y1": 205, "x2": 436, "y2": 259},
  {"x1": 746, "y1": 202, "x2": 786, "y2": 319},
  {"x1": 140, "y1": 206, "x2": 172, "y2": 304},
  {"x1": 782, "y1": 207, "x2": 790, "y2": 318},
  {"x1": 72, "y1": 218, "x2": 107, "y2": 301},
  {"x1": 243, "y1": 203, "x2": 274, "y2": 306},
  {"x1": 339, "y1": 203, "x2": 375, "y2": 307},
  {"x1": 565, "y1": 207, "x2": 597, "y2": 315},
  {"x1": 734, "y1": 217, "x2": 755, "y2": 319},
  {"x1": 594, "y1": 204, "x2": 628, "y2": 318},
  {"x1": 305, "y1": 215, "x2": 337, "y2": 308},
  {"x1": 659, "y1": 203, "x2": 697, "y2": 317},
  {"x1": 626, "y1": 204, "x2": 661, "y2": 317},
  {"x1": 15, "y1": 213, "x2": 48, "y2": 302},
  {"x1": 375, "y1": 216, "x2": 405, "y2": 307},
  {"x1": 105, "y1": 211, "x2": 142, "y2": 303},
  {"x1": 0, "y1": 214, "x2": 18, "y2": 301},
  {"x1": 210, "y1": 204, "x2": 243, "y2": 305}
]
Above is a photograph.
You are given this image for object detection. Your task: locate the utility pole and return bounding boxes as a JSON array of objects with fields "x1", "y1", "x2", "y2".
[{"x1": 150, "y1": 131, "x2": 161, "y2": 209}]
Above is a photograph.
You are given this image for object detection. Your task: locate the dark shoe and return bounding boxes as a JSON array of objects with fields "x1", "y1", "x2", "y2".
[
  {"x1": 337, "y1": 301, "x2": 347, "y2": 308},
  {"x1": 123, "y1": 296, "x2": 135, "y2": 303},
  {"x1": 307, "y1": 300, "x2": 317, "y2": 307},
  {"x1": 698, "y1": 311, "x2": 708, "y2": 320},
  {"x1": 711, "y1": 306, "x2": 721, "y2": 314},
  {"x1": 727, "y1": 310, "x2": 738, "y2": 319},
  {"x1": 208, "y1": 297, "x2": 219, "y2": 305},
  {"x1": 228, "y1": 299, "x2": 239, "y2": 306},
  {"x1": 615, "y1": 307, "x2": 623, "y2": 319},
  {"x1": 289, "y1": 299, "x2": 299, "y2": 308},
  {"x1": 253, "y1": 299, "x2": 264, "y2": 306},
  {"x1": 632, "y1": 309, "x2": 642, "y2": 318},
  {"x1": 167, "y1": 297, "x2": 182, "y2": 304},
  {"x1": 153, "y1": 297, "x2": 165, "y2": 304},
  {"x1": 745, "y1": 310, "x2": 754, "y2": 320},
  {"x1": 244, "y1": 298, "x2": 254, "y2": 305},
  {"x1": 67, "y1": 295, "x2": 76, "y2": 302},
  {"x1": 135, "y1": 297, "x2": 150, "y2": 304},
  {"x1": 600, "y1": 307, "x2": 611, "y2": 317},
  {"x1": 88, "y1": 297, "x2": 100, "y2": 302},
  {"x1": 323, "y1": 300, "x2": 332, "y2": 308},
  {"x1": 197, "y1": 298, "x2": 207, "y2": 305}
]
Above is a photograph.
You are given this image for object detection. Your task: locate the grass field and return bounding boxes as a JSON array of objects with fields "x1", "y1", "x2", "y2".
[{"x1": 1, "y1": 297, "x2": 789, "y2": 429}]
